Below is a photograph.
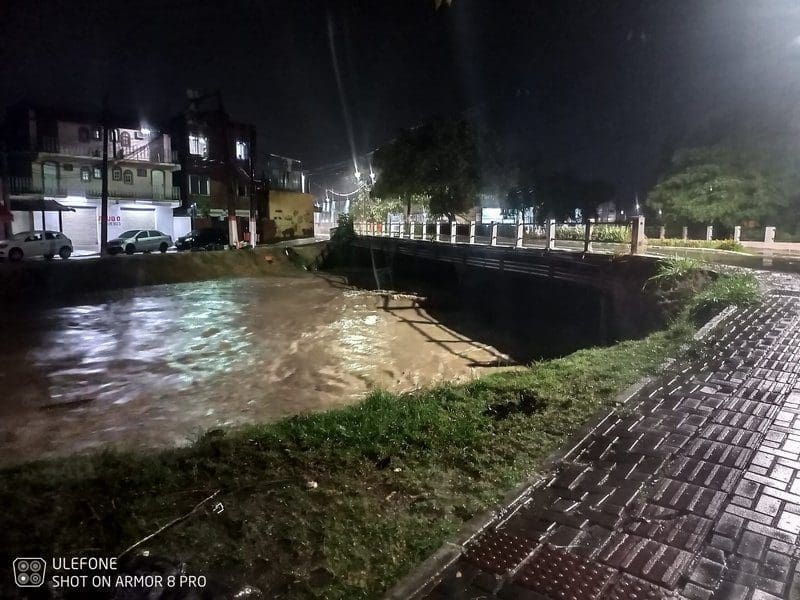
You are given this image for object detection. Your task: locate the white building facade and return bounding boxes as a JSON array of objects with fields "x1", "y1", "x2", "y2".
[{"x1": 5, "y1": 105, "x2": 181, "y2": 250}]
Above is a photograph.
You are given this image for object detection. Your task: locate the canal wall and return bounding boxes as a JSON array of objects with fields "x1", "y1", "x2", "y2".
[
  {"x1": 327, "y1": 241, "x2": 669, "y2": 357},
  {"x1": 0, "y1": 243, "x2": 329, "y2": 306}
]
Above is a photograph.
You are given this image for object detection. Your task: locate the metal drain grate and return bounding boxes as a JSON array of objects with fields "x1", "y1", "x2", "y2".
[
  {"x1": 605, "y1": 574, "x2": 675, "y2": 600},
  {"x1": 461, "y1": 530, "x2": 538, "y2": 575},
  {"x1": 515, "y1": 544, "x2": 615, "y2": 598}
]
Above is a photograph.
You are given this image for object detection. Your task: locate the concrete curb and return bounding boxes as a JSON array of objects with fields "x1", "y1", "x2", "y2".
[{"x1": 383, "y1": 304, "x2": 738, "y2": 600}]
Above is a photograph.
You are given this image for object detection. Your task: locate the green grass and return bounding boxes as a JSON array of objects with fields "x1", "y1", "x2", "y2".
[
  {"x1": 648, "y1": 255, "x2": 704, "y2": 284},
  {"x1": 688, "y1": 272, "x2": 760, "y2": 320},
  {"x1": 649, "y1": 238, "x2": 745, "y2": 252},
  {"x1": 0, "y1": 325, "x2": 690, "y2": 599}
]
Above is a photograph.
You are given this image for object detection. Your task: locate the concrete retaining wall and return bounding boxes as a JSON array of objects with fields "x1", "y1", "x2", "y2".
[{"x1": 0, "y1": 243, "x2": 328, "y2": 307}]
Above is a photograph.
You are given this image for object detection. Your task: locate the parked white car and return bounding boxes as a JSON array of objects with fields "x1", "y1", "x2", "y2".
[
  {"x1": 0, "y1": 230, "x2": 73, "y2": 262},
  {"x1": 107, "y1": 230, "x2": 173, "y2": 255}
]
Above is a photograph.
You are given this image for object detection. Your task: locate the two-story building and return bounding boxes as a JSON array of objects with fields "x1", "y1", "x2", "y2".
[
  {"x1": 2, "y1": 102, "x2": 181, "y2": 250},
  {"x1": 170, "y1": 91, "x2": 256, "y2": 245},
  {"x1": 261, "y1": 153, "x2": 314, "y2": 240}
]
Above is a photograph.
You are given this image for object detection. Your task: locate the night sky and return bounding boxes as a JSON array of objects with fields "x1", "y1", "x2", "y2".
[{"x1": 2, "y1": 0, "x2": 800, "y2": 206}]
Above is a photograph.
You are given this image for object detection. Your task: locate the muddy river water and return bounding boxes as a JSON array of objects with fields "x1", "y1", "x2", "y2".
[{"x1": 0, "y1": 275, "x2": 511, "y2": 465}]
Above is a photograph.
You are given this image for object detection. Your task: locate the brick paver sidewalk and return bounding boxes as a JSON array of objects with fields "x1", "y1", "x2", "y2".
[{"x1": 418, "y1": 278, "x2": 800, "y2": 600}]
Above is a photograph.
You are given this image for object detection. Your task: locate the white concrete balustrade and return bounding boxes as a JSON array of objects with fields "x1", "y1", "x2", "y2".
[{"x1": 352, "y1": 218, "x2": 800, "y2": 255}]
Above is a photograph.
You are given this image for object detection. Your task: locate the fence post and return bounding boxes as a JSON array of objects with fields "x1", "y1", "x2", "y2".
[
  {"x1": 421, "y1": 221, "x2": 427, "y2": 241},
  {"x1": 469, "y1": 221, "x2": 476, "y2": 244},
  {"x1": 659, "y1": 226, "x2": 665, "y2": 240},
  {"x1": 450, "y1": 220, "x2": 457, "y2": 244},
  {"x1": 399, "y1": 221, "x2": 405, "y2": 239},
  {"x1": 516, "y1": 222, "x2": 524, "y2": 248},
  {"x1": 631, "y1": 216, "x2": 646, "y2": 255},
  {"x1": 386, "y1": 219, "x2": 390, "y2": 237},
  {"x1": 546, "y1": 219, "x2": 556, "y2": 250},
  {"x1": 706, "y1": 225, "x2": 713, "y2": 241},
  {"x1": 490, "y1": 222, "x2": 498, "y2": 246},
  {"x1": 682, "y1": 226, "x2": 688, "y2": 241},
  {"x1": 435, "y1": 221, "x2": 441, "y2": 242},
  {"x1": 764, "y1": 226, "x2": 776, "y2": 246},
  {"x1": 583, "y1": 218, "x2": 594, "y2": 253},
  {"x1": 733, "y1": 226, "x2": 741, "y2": 243}
]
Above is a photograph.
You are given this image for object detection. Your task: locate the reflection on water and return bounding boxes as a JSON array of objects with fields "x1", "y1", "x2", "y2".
[{"x1": 0, "y1": 276, "x2": 509, "y2": 465}]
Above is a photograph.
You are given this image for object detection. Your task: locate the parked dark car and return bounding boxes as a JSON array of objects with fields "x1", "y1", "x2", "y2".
[{"x1": 175, "y1": 229, "x2": 229, "y2": 251}]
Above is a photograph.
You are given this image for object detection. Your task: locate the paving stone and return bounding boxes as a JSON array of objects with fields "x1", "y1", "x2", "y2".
[{"x1": 418, "y1": 288, "x2": 800, "y2": 600}]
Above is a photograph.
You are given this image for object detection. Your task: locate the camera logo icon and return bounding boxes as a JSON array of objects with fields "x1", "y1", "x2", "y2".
[{"x1": 13, "y1": 558, "x2": 46, "y2": 588}]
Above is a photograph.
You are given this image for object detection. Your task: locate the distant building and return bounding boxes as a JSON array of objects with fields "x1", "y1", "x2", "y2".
[
  {"x1": 261, "y1": 154, "x2": 313, "y2": 240},
  {"x1": 595, "y1": 200, "x2": 617, "y2": 223},
  {"x1": 1, "y1": 102, "x2": 180, "y2": 249}
]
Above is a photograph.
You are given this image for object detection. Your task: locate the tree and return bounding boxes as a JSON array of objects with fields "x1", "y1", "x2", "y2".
[
  {"x1": 372, "y1": 118, "x2": 488, "y2": 221},
  {"x1": 506, "y1": 167, "x2": 615, "y2": 223},
  {"x1": 647, "y1": 145, "x2": 792, "y2": 230}
]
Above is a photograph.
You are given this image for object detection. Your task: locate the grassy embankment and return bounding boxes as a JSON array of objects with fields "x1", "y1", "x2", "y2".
[{"x1": 0, "y1": 260, "x2": 759, "y2": 599}]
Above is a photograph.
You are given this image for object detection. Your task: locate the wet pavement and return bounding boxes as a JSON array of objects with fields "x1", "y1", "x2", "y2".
[
  {"x1": 415, "y1": 271, "x2": 800, "y2": 600},
  {"x1": 0, "y1": 275, "x2": 511, "y2": 465}
]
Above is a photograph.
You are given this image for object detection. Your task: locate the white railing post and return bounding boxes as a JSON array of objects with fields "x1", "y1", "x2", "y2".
[
  {"x1": 469, "y1": 221, "x2": 476, "y2": 244},
  {"x1": 733, "y1": 225, "x2": 741, "y2": 243},
  {"x1": 491, "y1": 222, "x2": 498, "y2": 246},
  {"x1": 421, "y1": 221, "x2": 427, "y2": 241},
  {"x1": 631, "y1": 216, "x2": 646, "y2": 255},
  {"x1": 659, "y1": 226, "x2": 665, "y2": 240},
  {"x1": 435, "y1": 221, "x2": 441, "y2": 242},
  {"x1": 765, "y1": 226, "x2": 776, "y2": 246},
  {"x1": 385, "y1": 219, "x2": 390, "y2": 237},
  {"x1": 682, "y1": 226, "x2": 688, "y2": 241},
  {"x1": 450, "y1": 220, "x2": 457, "y2": 244},
  {"x1": 399, "y1": 221, "x2": 405, "y2": 238},
  {"x1": 546, "y1": 219, "x2": 556, "y2": 250},
  {"x1": 516, "y1": 222, "x2": 524, "y2": 248},
  {"x1": 706, "y1": 225, "x2": 713, "y2": 241},
  {"x1": 584, "y1": 218, "x2": 594, "y2": 253}
]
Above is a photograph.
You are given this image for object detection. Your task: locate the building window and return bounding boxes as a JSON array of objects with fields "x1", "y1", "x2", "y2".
[
  {"x1": 62, "y1": 163, "x2": 73, "y2": 172},
  {"x1": 93, "y1": 167, "x2": 102, "y2": 179},
  {"x1": 80, "y1": 167, "x2": 91, "y2": 182},
  {"x1": 112, "y1": 167, "x2": 122, "y2": 181},
  {"x1": 78, "y1": 127, "x2": 90, "y2": 143},
  {"x1": 134, "y1": 131, "x2": 143, "y2": 140},
  {"x1": 235, "y1": 140, "x2": 248, "y2": 160},
  {"x1": 93, "y1": 127, "x2": 102, "y2": 140},
  {"x1": 137, "y1": 168, "x2": 147, "y2": 177},
  {"x1": 188, "y1": 134, "x2": 208, "y2": 157},
  {"x1": 123, "y1": 169, "x2": 133, "y2": 184},
  {"x1": 189, "y1": 174, "x2": 210, "y2": 196},
  {"x1": 120, "y1": 131, "x2": 131, "y2": 147}
]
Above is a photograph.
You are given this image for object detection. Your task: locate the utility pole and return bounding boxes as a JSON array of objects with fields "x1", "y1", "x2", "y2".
[
  {"x1": 248, "y1": 124, "x2": 256, "y2": 246},
  {"x1": 100, "y1": 95, "x2": 109, "y2": 254}
]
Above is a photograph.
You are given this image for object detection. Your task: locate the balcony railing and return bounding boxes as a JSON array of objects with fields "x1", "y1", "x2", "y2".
[
  {"x1": 6, "y1": 176, "x2": 66, "y2": 197},
  {"x1": 268, "y1": 168, "x2": 304, "y2": 193},
  {"x1": 38, "y1": 139, "x2": 179, "y2": 164},
  {"x1": 86, "y1": 186, "x2": 181, "y2": 201}
]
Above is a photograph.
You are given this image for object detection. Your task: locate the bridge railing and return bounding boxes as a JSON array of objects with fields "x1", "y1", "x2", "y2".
[{"x1": 354, "y1": 217, "x2": 648, "y2": 255}]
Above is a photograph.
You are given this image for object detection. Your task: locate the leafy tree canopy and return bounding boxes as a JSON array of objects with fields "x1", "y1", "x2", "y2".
[
  {"x1": 506, "y1": 166, "x2": 615, "y2": 223},
  {"x1": 648, "y1": 133, "x2": 800, "y2": 230},
  {"x1": 371, "y1": 118, "x2": 499, "y2": 220}
]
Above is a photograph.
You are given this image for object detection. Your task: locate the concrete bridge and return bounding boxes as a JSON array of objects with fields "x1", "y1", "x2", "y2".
[
  {"x1": 347, "y1": 219, "x2": 660, "y2": 343},
  {"x1": 351, "y1": 216, "x2": 650, "y2": 292}
]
